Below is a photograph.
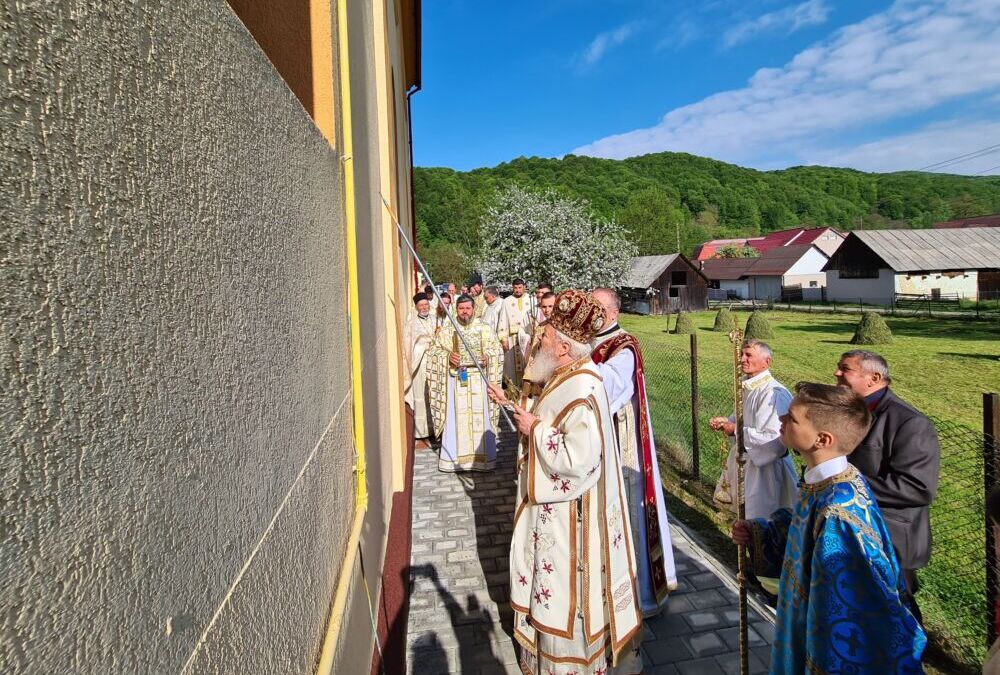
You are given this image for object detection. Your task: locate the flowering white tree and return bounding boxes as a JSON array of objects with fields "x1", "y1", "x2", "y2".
[{"x1": 476, "y1": 185, "x2": 637, "y2": 289}]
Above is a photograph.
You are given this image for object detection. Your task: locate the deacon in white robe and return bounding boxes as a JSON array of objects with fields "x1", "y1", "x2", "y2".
[
  {"x1": 497, "y1": 279, "x2": 534, "y2": 389},
  {"x1": 427, "y1": 295, "x2": 503, "y2": 472},
  {"x1": 403, "y1": 293, "x2": 436, "y2": 441},
  {"x1": 590, "y1": 288, "x2": 678, "y2": 617},
  {"x1": 489, "y1": 289, "x2": 642, "y2": 675}
]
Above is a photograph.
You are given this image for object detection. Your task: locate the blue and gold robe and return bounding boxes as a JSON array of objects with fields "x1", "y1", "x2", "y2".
[{"x1": 748, "y1": 464, "x2": 926, "y2": 673}]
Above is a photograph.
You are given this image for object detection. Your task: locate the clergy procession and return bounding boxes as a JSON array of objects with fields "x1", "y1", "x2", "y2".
[{"x1": 403, "y1": 275, "x2": 939, "y2": 674}]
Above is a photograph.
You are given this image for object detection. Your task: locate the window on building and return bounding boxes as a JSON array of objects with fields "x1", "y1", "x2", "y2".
[
  {"x1": 809, "y1": 281, "x2": 818, "y2": 287},
  {"x1": 671, "y1": 270, "x2": 687, "y2": 286},
  {"x1": 839, "y1": 267, "x2": 879, "y2": 279},
  {"x1": 931, "y1": 288, "x2": 941, "y2": 300},
  {"x1": 669, "y1": 287, "x2": 680, "y2": 298}
]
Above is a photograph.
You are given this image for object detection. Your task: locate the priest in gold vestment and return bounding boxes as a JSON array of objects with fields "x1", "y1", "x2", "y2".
[
  {"x1": 489, "y1": 290, "x2": 642, "y2": 674},
  {"x1": 427, "y1": 295, "x2": 503, "y2": 472}
]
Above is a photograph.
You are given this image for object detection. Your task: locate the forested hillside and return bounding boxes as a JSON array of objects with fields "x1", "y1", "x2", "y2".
[{"x1": 414, "y1": 152, "x2": 1000, "y2": 282}]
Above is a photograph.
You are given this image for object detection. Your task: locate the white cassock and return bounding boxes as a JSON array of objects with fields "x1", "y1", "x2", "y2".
[
  {"x1": 591, "y1": 325, "x2": 678, "y2": 617},
  {"x1": 481, "y1": 298, "x2": 503, "y2": 338},
  {"x1": 714, "y1": 369, "x2": 799, "y2": 520},
  {"x1": 511, "y1": 358, "x2": 642, "y2": 674},
  {"x1": 497, "y1": 294, "x2": 533, "y2": 386},
  {"x1": 403, "y1": 312, "x2": 436, "y2": 439}
]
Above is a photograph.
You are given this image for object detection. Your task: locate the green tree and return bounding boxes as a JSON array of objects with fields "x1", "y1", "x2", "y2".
[
  {"x1": 421, "y1": 240, "x2": 473, "y2": 287},
  {"x1": 716, "y1": 244, "x2": 759, "y2": 259}
]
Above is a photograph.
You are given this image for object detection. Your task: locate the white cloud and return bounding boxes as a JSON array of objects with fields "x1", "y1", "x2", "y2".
[
  {"x1": 810, "y1": 120, "x2": 1000, "y2": 175},
  {"x1": 578, "y1": 22, "x2": 641, "y2": 68},
  {"x1": 572, "y1": 0, "x2": 1000, "y2": 171},
  {"x1": 724, "y1": 0, "x2": 830, "y2": 48},
  {"x1": 656, "y1": 18, "x2": 700, "y2": 51}
]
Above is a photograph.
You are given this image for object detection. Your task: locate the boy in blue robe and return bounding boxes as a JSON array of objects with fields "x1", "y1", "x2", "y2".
[{"x1": 732, "y1": 382, "x2": 926, "y2": 673}]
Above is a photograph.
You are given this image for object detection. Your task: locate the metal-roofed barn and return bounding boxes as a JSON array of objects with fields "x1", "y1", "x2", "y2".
[
  {"x1": 621, "y1": 254, "x2": 709, "y2": 314},
  {"x1": 822, "y1": 228, "x2": 1000, "y2": 304}
]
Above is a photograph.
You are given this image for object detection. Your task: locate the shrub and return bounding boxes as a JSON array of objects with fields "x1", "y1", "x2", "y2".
[
  {"x1": 673, "y1": 311, "x2": 696, "y2": 335},
  {"x1": 851, "y1": 311, "x2": 893, "y2": 344},
  {"x1": 713, "y1": 307, "x2": 737, "y2": 333},
  {"x1": 744, "y1": 311, "x2": 773, "y2": 340}
]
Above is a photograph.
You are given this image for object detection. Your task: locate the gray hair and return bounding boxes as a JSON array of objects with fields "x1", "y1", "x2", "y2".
[
  {"x1": 554, "y1": 328, "x2": 592, "y2": 360},
  {"x1": 742, "y1": 339, "x2": 773, "y2": 360},
  {"x1": 842, "y1": 350, "x2": 891, "y2": 383},
  {"x1": 484, "y1": 285, "x2": 499, "y2": 296},
  {"x1": 592, "y1": 287, "x2": 621, "y2": 310}
]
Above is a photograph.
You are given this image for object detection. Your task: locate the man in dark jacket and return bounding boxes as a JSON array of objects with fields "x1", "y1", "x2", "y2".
[{"x1": 835, "y1": 349, "x2": 941, "y2": 622}]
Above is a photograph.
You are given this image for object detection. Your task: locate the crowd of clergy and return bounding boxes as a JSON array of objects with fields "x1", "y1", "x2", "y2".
[{"x1": 401, "y1": 274, "x2": 953, "y2": 674}]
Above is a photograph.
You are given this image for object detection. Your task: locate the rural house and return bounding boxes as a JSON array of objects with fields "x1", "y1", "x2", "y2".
[
  {"x1": 700, "y1": 244, "x2": 830, "y2": 301},
  {"x1": 621, "y1": 254, "x2": 709, "y2": 314},
  {"x1": 693, "y1": 226, "x2": 845, "y2": 260},
  {"x1": 823, "y1": 228, "x2": 1000, "y2": 304}
]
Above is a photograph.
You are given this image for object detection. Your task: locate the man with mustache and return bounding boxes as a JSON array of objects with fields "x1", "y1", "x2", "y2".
[
  {"x1": 489, "y1": 290, "x2": 641, "y2": 674},
  {"x1": 427, "y1": 295, "x2": 503, "y2": 472}
]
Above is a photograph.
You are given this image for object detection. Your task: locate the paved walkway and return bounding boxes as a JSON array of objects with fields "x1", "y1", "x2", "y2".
[{"x1": 405, "y1": 432, "x2": 774, "y2": 674}]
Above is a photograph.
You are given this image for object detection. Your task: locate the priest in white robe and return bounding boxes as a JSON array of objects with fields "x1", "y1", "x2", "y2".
[
  {"x1": 489, "y1": 289, "x2": 642, "y2": 675},
  {"x1": 403, "y1": 292, "x2": 436, "y2": 444},
  {"x1": 427, "y1": 295, "x2": 503, "y2": 472},
  {"x1": 590, "y1": 288, "x2": 678, "y2": 618},
  {"x1": 497, "y1": 278, "x2": 534, "y2": 389}
]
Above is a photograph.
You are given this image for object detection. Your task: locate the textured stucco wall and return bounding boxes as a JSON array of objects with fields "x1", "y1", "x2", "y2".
[
  {"x1": 897, "y1": 270, "x2": 978, "y2": 298},
  {"x1": 1, "y1": 2, "x2": 355, "y2": 673}
]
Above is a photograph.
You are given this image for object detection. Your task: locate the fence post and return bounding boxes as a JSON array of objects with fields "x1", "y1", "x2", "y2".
[
  {"x1": 986, "y1": 392, "x2": 1000, "y2": 647},
  {"x1": 690, "y1": 333, "x2": 700, "y2": 479}
]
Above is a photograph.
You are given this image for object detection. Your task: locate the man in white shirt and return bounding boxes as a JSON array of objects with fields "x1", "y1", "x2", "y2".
[
  {"x1": 710, "y1": 339, "x2": 798, "y2": 519},
  {"x1": 710, "y1": 339, "x2": 798, "y2": 594},
  {"x1": 481, "y1": 285, "x2": 503, "y2": 336}
]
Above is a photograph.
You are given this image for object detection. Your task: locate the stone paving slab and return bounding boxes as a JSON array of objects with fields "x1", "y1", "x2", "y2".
[{"x1": 405, "y1": 432, "x2": 774, "y2": 674}]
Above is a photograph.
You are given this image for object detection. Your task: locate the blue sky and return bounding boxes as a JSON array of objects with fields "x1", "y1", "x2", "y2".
[{"x1": 411, "y1": 0, "x2": 1000, "y2": 175}]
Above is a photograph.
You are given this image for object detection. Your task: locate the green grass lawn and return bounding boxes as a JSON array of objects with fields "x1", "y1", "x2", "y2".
[{"x1": 622, "y1": 309, "x2": 1000, "y2": 673}]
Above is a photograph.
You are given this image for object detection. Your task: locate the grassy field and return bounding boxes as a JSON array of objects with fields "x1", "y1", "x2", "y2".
[{"x1": 621, "y1": 310, "x2": 1000, "y2": 673}]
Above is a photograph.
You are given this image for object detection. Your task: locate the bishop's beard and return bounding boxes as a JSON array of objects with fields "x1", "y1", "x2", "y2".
[{"x1": 527, "y1": 348, "x2": 559, "y2": 384}]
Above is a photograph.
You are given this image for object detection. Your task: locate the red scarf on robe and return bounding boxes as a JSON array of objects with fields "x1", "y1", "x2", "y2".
[{"x1": 592, "y1": 331, "x2": 670, "y2": 603}]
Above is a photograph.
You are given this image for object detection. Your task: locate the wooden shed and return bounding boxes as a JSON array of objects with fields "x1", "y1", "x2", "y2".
[{"x1": 621, "y1": 254, "x2": 709, "y2": 314}]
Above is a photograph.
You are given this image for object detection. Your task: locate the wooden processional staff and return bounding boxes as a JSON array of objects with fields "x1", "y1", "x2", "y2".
[{"x1": 729, "y1": 328, "x2": 750, "y2": 675}]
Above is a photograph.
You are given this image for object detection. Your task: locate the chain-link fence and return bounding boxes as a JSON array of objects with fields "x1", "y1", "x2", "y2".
[{"x1": 639, "y1": 325, "x2": 998, "y2": 673}]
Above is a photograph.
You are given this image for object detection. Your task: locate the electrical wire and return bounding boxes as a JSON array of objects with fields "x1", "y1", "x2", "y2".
[{"x1": 916, "y1": 142, "x2": 1000, "y2": 172}]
